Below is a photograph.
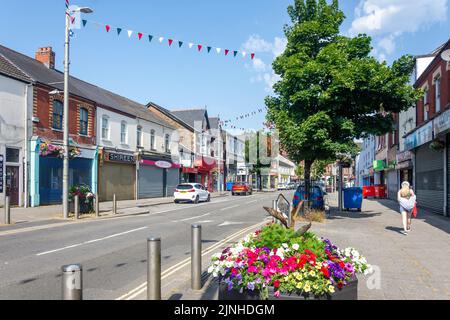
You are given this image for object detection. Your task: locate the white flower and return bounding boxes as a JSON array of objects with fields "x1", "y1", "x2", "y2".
[
  {"x1": 282, "y1": 243, "x2": 289, "y2": 249},
  {"x1": 207, "y1": 266, "x2": 214, "y2": 273},
  {"x1": 292, "y1": 243, "x2": 300, "y2": 251}
]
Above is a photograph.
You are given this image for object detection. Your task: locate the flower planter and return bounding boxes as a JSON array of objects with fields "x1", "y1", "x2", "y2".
[
  {"x1": 69, "y1": 200, "x2": 93, "y2": 214},
  {"x1": 219, "y1": 275, "x2": 358, "y2": 300}
]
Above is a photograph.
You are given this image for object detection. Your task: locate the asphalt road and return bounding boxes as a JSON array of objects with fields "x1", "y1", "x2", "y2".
[{"x1": 0, "y1": 191, "x2": 294, "y2": 300}]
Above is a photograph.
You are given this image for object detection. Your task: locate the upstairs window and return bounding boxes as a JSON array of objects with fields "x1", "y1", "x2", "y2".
[
  {"x1": 101, "y1": 116, "x2": 109, "y2": 140},
  {"x1": 165, "y1": 134, "x2": 170, "y2": 153},
  {"x1": 121, "y1": 121, "x2": 128, "y2": 144},
  {"x1": 137, "y1": 126, "x2": 142, "y2": 147},
  {"x1": 435, "y1": 77, "x2": 441, "y2": 113},
  {"x1": 150, "y1": 129, "x2": 156, "y2": 150},
  {"x1": 52, "y1": 100, "x2": 63, "y2": 130},
  {"x1": 79, "y1": 107, "x2": 88, "y2": 135}
]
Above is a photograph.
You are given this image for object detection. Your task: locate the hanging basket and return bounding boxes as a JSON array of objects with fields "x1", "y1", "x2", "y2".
[{"x1": 429, "y1": 140, "x2": 445, "y2": 152}]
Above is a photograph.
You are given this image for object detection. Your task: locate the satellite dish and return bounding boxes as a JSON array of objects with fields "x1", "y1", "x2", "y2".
[{"x1": 441, "y1": 49, "x2": 450, "y2": 62}]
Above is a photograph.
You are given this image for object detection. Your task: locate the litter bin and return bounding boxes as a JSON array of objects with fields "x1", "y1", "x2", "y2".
[
  {"x1": 362, "y1": 185, "x2": 375, "y2": 198},
  {"x1": 343, "y1": 187, "x2": 363, "y2": 212},
  {"x1": 226, "y1": 182, "x2": 234, "y2": 191}
]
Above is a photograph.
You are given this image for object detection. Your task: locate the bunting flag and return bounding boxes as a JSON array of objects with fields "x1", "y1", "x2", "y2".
[
  {"x1": 218, "y1": 107, "x2": 267, "y2": 128},
  {"x1": 78, "y1": 19, "x2": 255, "y2": 61}
]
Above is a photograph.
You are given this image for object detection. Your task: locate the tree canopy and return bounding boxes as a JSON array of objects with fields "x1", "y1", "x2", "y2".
[{"x1": 265, "y1": 0, "x2": 421, "y2": 180}]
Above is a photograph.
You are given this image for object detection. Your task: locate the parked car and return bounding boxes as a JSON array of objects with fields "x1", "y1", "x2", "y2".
[
  {"x1": 174, "y1": 183, "x2": 211, "y2": 204},
  {"x1": 287, "y1": 182, "x2": 296, "y2": 190},
  {"x1": 277, "y1": 183, "x2": 288, "y2": 191},
  {"x1": 231, "y1": 183, "x2": 253, "y2": 196},
  {"x1": 293, "y1": 185, "x2": 325, "y2": 210}
]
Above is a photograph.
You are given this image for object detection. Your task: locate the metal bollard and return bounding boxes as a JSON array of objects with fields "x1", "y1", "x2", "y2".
[
  {"x1": 4, "y1": 196, "x2": 11, "y2": 225},
  {"x1": 62, "y1": 264, "x2": 82, "y2": 300},
  {"x1": 191, "y1": 224, "x2": 202, "y2": 290},
  {"x1": 95, "y1": 195, "x2": 100, "y2": 218},
  {"x1": 74, "y1": 195, "x2": 79, "y2": 220},
  {"x1": 147, "y1": 237, "x2": 161, "y2": 300},
  {"x1": 113, "y1": 194, "x2": 117, "y2": 215}
]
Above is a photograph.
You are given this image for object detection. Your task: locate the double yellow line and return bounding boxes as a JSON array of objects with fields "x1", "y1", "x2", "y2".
[{"x1": 116, "y1": 219, "x2": 268, "y2": 300}]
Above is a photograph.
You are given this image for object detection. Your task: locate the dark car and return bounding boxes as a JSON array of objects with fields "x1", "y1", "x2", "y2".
[
  {"x1": 231, "y1": 183, "x2": 253, "y2": 196},
  {"x1": 293, "y1": 185, "x2": 325, "y2": 209}
]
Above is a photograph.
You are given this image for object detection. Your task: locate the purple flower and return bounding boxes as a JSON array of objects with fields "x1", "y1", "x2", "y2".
[
  {"x1": 227, "y1": 282, "x2": 233, "y2": 291},
  {"x1": 236, "y1": 274, "x2": 242, "y2": 281},
  {"x1": 247, "y1": 282, "x2": 255, "y2": 291},
  {"x1": 239, "y1": 287, "x2": 243, "y2": 294}
]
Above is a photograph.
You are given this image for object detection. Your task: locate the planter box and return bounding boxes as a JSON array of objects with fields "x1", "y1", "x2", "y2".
[
  {"x1": 69, "y1": 200, "x2": 93, "y2": 214},
  {"x1": 219, "y1": 276, "x2": 358, "y2": 300}
]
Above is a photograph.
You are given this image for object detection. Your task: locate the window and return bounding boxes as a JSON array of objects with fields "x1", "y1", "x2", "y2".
[
  {"x1": 165, "y1": 134, "x2": 170, "y2": 153},
  {"x1": 423, "y1": 88, "x2": 428, "y2": 106},
  {"x1": 79, "y1": 107, "x2": 88, "y2": 135},
  {"x1": 137, "y1": 126, "x2": 142, "y2": 147},
  {"x1": 52, "y1": 100, "x2": 63, "y2": 130},
  {"x1": 6, "y1": 148, "x2": 19, "y2": 163},
  {"x1": 150, "y1": 129, "x2": 156, "y2": 150},
  {"x1": 435, "y1": 77, "x2": 441, "y2": 113},
  {"x1": 121, "y1": 121, "x2": 128, "y2": 144},
  {"x1": 101, "y1": 116, "x2": 109, "y2": 140}
]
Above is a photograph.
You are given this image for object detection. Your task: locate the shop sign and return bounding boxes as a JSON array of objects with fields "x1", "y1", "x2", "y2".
[
  {"x1": 0, "y1": 155, "x2": 3, "y2": 193},
  {"x1": 141, "y1": 159, "x2": 181, "y2": 169},
  {"x1": 434, "y1": 108, "x2": 450, "y2": 136},
  {"x1": 396, "y1": 150, "x2": 413, "y2": 163},
  {"x1": 373, "y1": 160, "x2": 385, "y2": 171},
  {"x1": 106, "y1": 152, "x2": 135, "y2": 163},
  {"x1": 404, "y1": 121, "x2": 433, "y2": 150},
  {"x1": 155, "y1": 160, "x2": 172, "y2": 169}
]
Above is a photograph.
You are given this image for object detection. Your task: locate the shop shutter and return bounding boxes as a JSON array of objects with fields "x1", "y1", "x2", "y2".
[
  {"x1": 387, "y1": 170, "x2": 398, "y2": 200},
  {"x1": 166, "y1": 169, "x2": 180, "y2": 196},
  {"x1": 100, "y1": 162, "x2": 135, "y2": 201},
  {"x1": 447, "y1": 134, "x2": 450, "y2": 215},
  {"x1": 415, "y1": 144, "x2": 444, "y2": 214},
  {"x1": 139, "y1": 166, "x2": 164, "y2": 198}
]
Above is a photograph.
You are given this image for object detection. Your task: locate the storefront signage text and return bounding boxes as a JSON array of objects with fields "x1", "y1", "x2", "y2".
[
  {"x1": 404, "y1": 121, "x2": 433, "y2": 151},
  {"x1": 434, "y1": 108, "x2": 450, "y2": 136},
  {"x1": 107, "y1": 152, "x2": 135, "y2": 163}
]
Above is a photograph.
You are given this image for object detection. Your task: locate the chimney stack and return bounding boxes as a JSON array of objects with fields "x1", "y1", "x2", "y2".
[{"x1": 35, "y1": 47, "x2": 55, "y2": 69}]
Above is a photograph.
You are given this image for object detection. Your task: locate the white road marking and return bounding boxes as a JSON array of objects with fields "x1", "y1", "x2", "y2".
[
  {"x1": 246, "y1": 200, "x2": 258, "y2": 204},
  {"x1": 116, "y1": 220, "x2": 269, "y2": 300},
  {"x1": 218, "y1": 221, "x2": 246, "y2": 227},
  {"x1": 36, "y1": 227, "x2": 148, "y2": 256},
  {"x1": 220, "y1": 205, "x2": 240, "y2": 211},
  {"x1": 172, "y1": 212, "x2": 212, "y2": 223}
]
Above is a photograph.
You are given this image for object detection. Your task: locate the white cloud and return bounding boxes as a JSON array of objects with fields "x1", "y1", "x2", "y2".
[
  {"x1": 349, "y1": 0, "x2": 448, "y2": 60},
  {"x1": 242, "y1": 35, "x2": 287, "y2": 92}
]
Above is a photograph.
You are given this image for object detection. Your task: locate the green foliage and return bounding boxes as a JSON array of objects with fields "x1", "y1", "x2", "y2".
[
  {"x1": 251, "y1": 224, "x2": 325, "y2": 256},
  {"x1": 266, "y1": 0, "x2": 421, "y2": 173}
]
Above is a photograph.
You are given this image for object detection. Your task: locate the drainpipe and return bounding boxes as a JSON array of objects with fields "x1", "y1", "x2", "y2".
[{"x1": 24, "y1": 84, "x2": 32, "y2": 208}]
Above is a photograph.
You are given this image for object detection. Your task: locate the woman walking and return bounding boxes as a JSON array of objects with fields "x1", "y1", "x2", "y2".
[{"x1": 397, "y1": 181, "x2": 416, "y2": 235}]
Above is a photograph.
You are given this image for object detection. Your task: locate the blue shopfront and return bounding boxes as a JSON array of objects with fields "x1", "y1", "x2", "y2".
[{"x1": 29, "y1": 138, "x2": 98, "y2": 207}]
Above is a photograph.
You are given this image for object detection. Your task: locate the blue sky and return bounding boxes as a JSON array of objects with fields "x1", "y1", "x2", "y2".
[{"x1": 0, "y1": 1, "x2": 449, "y2": 132}]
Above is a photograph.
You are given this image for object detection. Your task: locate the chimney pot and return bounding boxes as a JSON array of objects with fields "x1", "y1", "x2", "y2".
[{"x1": 36, "y1": 47, "x2": 55, "y2": 69}]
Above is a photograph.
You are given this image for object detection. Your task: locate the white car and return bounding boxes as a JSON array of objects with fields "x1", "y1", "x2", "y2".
[
  {"x1": 174, "y1": 183, "x2": 211, "y2": 204},
  {"x1": 277, "y1": 183, "x2": 288, "y2": 190}
]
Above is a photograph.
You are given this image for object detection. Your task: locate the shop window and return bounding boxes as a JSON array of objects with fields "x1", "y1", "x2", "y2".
[
  {"x1": 79, "y1": 107, "x2": 88, "y2": 135},
  {"x1": 52, "y1": 100, "x2": 63, "y2": 130}
]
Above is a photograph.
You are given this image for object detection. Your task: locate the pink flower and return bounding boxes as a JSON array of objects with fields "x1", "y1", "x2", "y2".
[
  {"x1": 248, "y1": 266, "x2": 258, "y2": 273},
  {"x1": 274, "y1": 290, "x2": 280, "y2": 298}
]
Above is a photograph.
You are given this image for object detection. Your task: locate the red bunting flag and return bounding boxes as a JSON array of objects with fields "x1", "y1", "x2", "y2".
[
  {"x1": 168, "y1": 39, "x2": 173, "y2": 46},
  {"x1": 106, "y1": 25, "x2": 111, "y2": 32},
  {"x1": 225, "y1": 49, "x2": 229, "y2": 56},
  {"x1": 198, "y1": 44, "x2": 203, "y2": 51},
  {"x1": 71, "y1": 16, "x2": 76, "y2": 24},
  {"x1": 251, "y1": 53, "x2": 255, "y2": 60},
  {"x1": 138, "y1": 33, "x2": 143, "y2": 40}
]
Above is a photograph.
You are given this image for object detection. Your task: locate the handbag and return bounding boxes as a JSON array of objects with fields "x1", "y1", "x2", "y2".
[{"x1": 412, "y1": 203, "x2": 417, "y2": 218}]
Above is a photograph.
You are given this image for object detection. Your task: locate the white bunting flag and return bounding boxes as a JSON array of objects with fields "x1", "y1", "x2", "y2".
[
  {"x1": 216, "y1": 48, "x2": 221, "y2": 54},
  {"x1": 127, "y1": 30, "x2": 133, "y2": 38},
  {"x1": 242, "y1": 51, "x2": 247, "y2": 58},
  {"x1": 188, "y1": 43, "x2": 194, "y2": 49},
  {"x1": 159, "y1": 37, "x2": 164, "y2": 43}
]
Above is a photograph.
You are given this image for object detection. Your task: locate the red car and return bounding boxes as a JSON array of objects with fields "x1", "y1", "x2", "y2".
[{"x1": 231, "y1": 183, "x2": 253, "y2": 196}]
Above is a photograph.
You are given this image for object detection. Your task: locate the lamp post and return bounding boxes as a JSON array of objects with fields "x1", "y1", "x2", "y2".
[{"x1": 62, "y1": 5, "x2": 93, "y2": 219}]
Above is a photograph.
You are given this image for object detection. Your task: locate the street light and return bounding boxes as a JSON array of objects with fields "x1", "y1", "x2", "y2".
[{"x1": 62, "y1": 5, "x2": 93, "y2": 219}]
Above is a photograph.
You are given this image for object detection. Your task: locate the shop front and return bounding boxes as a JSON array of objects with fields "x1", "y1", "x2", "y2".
[
  {"x1": 194, "y1": 156, "x2": 217, "y2": 192},
  {"x1": 99, "y1": 149, "x2": 136, "y2": 202},
  {"x1": 139, "y1": 156, "x2": 181, "y2": 198},
  {"x1": 30, "y1": 138, "x2": 98, "y2": 206},
  {"x1": 396, "y1": 151, "x2": 413, "y2": 187}
]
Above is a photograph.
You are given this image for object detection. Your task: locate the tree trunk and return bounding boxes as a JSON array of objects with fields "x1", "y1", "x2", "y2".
[{"x1": 304, "y1": 160, "x2": 313, "y2": 208}]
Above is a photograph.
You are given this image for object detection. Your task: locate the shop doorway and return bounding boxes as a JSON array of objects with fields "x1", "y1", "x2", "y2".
[{"x1": 6, "y1": 166, "x2": 19, "y2": 205}]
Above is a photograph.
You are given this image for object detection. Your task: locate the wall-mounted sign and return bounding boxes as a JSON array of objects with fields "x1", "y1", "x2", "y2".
[
  {"x1": 106, "y1": 152, "x2": 135, "y2": 163},
  {"x1": 155, "y1": 160, "x2": 172, "y2": 169},
  {"x1": 396, "y1": 150, "x2": 413, "y2": 163},
  {"x1": 141, "y1": 159, "x2": 181, "y2": 169},
  {"x1": 0, "y1": 155, "x2": 3, "y2": 193},
  {"x1": 434, "y1": 108, "x2": 450, "y2": 136},
  {"x1": 404, "y1": 121, "x2": 433, "y2": 151}
]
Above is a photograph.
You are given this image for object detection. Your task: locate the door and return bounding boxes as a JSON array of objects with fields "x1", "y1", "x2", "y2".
[{"x1": 6, "y1": 166, "x2": 19, "y2": 205}]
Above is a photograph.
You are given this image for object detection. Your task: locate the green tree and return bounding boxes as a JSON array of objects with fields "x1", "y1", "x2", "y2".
[
  {"x1": 245, "y1": 131, "x2": 272, "y2": 190},
  {"x1": 266, "y1": 0, "x2": 421, "y2": 195}
]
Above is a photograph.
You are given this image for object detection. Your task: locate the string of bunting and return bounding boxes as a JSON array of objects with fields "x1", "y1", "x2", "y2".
[
  {"x1": 76, "y1": 19, "x2": 256, "y2": 60},
  {"x1": 219, "y1": 107, "x2": 267, "y2": 128}
]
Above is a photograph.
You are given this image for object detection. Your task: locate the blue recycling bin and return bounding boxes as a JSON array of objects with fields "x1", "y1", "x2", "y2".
[
  {"x1": 226, "y1": 182, "x2": 234, "y2": 191},
  {"x1": 343, "y1": 187, "x2": 363, "y2": 211}
]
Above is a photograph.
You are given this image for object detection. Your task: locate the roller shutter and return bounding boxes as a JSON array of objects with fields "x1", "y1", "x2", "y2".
[
  {"x1": 139, "y1": 166, "x2": 164, "y2": 198},
  {"x1": 100, "y1": 162, "x2": 135, "y2": 202},
  {"x1": 166, "y1": 169, "x2": 180, "y2": 197},
  {"x1": 415, "y1": 143, "x2": 444, "y2": 214},
  {"x1": 387, "y1": 170, "x2": 398, "y2": 200}
]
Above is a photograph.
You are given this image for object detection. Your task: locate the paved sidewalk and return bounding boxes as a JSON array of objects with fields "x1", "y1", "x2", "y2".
[
  {"x1": 0, "y1": 192, "x2": 230, "y2": 227},
  {"x1": 165, "y1": 193, "x2": 450, "y2": 300}
]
